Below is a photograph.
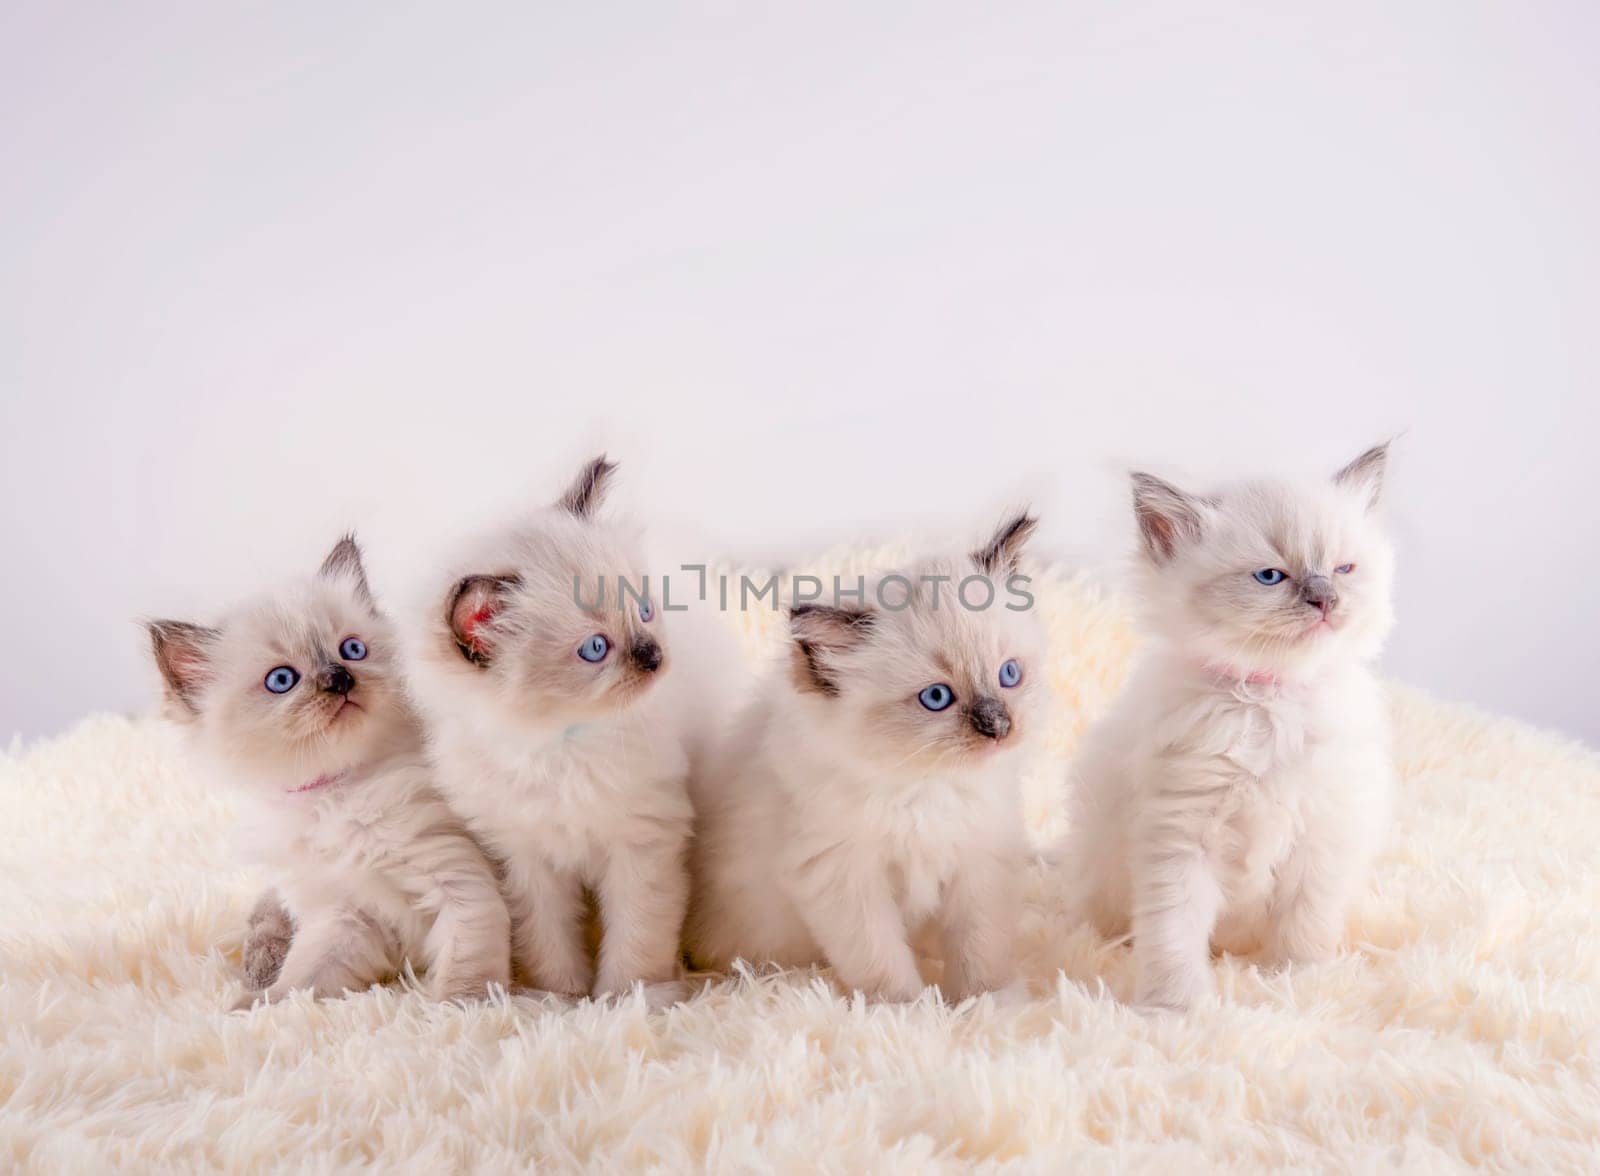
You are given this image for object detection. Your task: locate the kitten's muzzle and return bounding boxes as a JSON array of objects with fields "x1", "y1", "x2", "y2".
[
  {"x1": 1300, "y1": 575, "x2": 1338, "y2": 616},
  {"x1": 967, "y1": 696, "x2": 1011, "y2": 741},
  {"x1": 319, "y1": 665, "x2": 356, "y2": 695},
  {"x1": 630, "y1": 637, "x2": 663, "y2": 673}
]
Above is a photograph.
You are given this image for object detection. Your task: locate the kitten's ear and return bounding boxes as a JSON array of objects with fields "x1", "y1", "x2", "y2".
[
  {"x1": 557, "y1": 455, "x2": 617, "y2": 519},
  {"x1": 1333, "y1": 441, "x2": 1390, "y2": 512},
  {"x1": 788, "y1": 604, "x2": 875, "y2": 697},
  {"x1": 319, "y1": 533, "x2": 372, "y2": 605},
  {"x1": 145, "y1": 620, "x2": 220, "y2": 717},
  {"x1": 972, "y1": 510, "x2": 1037, "y2": 576},
  {"x1": 447, "y1": 574, "x2": 521, "y2": 666},
  {"x1": 1131, "y1": 472, "x2": 1206, "y2": 562}
]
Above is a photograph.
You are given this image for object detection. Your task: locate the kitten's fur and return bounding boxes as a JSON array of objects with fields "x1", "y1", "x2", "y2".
[
  {"x1": 686, "y1": 514, "x2": 1043, "y2": 1002},
  {"x1": 1060, "y1": 444, "x2": 1396, "y2": 1010},
  {"x1": 149, "y1": 537, "x2": 511, "y2": 1007},
  {"x1": 403, "y1": 457, "x2": 693, "y2": 1006}
]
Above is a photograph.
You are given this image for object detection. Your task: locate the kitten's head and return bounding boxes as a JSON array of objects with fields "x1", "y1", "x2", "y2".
[
  {"x1": 420, "y1": 456, "x2": 666, "y2": 733},
  {"x1": 785, "y1": 511, "x2": 1043, "y2": 772},
  {"x1": 147, "y1": 535, "x2": 412, "y2": 788},
  {"x1": 1130, "y1": 442, "x2": 1396, "y2": 675}
]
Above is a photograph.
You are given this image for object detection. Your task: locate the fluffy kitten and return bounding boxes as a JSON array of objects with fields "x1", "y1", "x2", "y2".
[
  {"x1": 686, "y1": 513, "x2": 1043, "y2": 1003},
  {"x1": 149, "y1": 537, "x2": 511, "y2": 1007},
  {"x1": 1060, "y1": 444, "x2": 1397, "y2": 1011},
  {"x1": 403, "y1": 457, "x2": 693, "y2": 1006}
]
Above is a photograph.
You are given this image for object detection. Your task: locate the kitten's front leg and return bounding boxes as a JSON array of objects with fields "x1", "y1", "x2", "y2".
[
  {"x1": 1262, "y1": 835, "x2": 1359, "y2": 969},
  {"x1": 1131, "y1": 847, "x2": 1222, "y2": 1011},
  {"x1": 593, "y1": 837, "x2": 689, "y2": 1007},
  {"x1": 239, "y1": 906, "x2": 398, "y2": 1008},
  {"x1": 242, "y1": 887, "x2": 294, "y2": 991},
  {"x1": 939, "y1": 849, "x2": 1022, "y2": 1002},
  {"x1": 504, "y1": 854, "x2": 591, "y2": 997},
  {"x1": 791, "y1": 851, "x2": 924, "y2": 1003},
  {"x1": 420, "y1": 843, "x2": 513, "y2": 1002}
]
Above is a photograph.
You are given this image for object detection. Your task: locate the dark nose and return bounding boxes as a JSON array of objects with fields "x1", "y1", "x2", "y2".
[
  {"x1": 1301, "y1": 575, "x2": 1338, "y2": 616},
  {"x1": 631, "y1": 638, "x2": 663, "y2": 673},
  {"x1": 319, "y1": 665, "x2": 355, "y2": 695},
  {"x1": 968, "y1": 696, "x2": 1012, "y2": 741}
]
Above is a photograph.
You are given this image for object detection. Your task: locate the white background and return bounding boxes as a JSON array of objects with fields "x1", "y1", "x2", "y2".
[{"x1": 3, "y1": 2, "x2": 1596, "y2": 743}]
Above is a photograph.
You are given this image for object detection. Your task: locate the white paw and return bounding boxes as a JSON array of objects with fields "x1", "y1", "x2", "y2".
[{"x1": 594, "y1": 978, "x2": 691, "y2": 1011}]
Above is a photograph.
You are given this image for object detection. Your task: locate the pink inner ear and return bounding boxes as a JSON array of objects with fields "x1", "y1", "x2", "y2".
[{"x1": 465, "y1": 604, "x2": 496, "y2": 643}]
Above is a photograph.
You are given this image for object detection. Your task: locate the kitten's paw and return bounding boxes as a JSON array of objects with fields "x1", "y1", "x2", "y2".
[
  {"x1": 988, "y1": 978, "x2": 1032, "y2": 1008},
  {"x1": 845, "y1": 979, "x2": 930, "y2": 1004},
  {"x1": 520, "y1": 964, "x2": 592, "y2": 1001},
  {"x1": 1133, "y1": 970, "x2": 1214, "y2": 1014},
  {"x1": 943, "y1": 976, "x2": 1028, "y2": 1007},
  {"x1": 595, "y1": 978, "x2": 691, "y2": 1011},
  {"x1": 431, "y1": 975, "x2": 508, "y2": 1005},
  {"x1": 229, "y1": 984, "x2": 286, "y2": 1013}
]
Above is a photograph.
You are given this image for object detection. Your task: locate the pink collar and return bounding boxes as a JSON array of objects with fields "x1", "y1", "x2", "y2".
[
  {"x1": 288, "y1": 769, "x2": 350, "y2": 795},
  {"x1": 1200, "y1": 662, "x2": 1283, "y2": 688}
]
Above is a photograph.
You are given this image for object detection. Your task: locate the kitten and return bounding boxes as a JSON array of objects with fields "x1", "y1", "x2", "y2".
[
  {"x1": 148, "y1": 536, "x2": 511, "y2": 1007},
  {"x1": 403, "y1": 456, "x2": 693, "y2": 1006},
  {"x1": 1060, "y1": 444, "x2": 1397, "y2": 1011},
  {"x1": 685, "y1": 513, "x2": 1043, "y2": 1003}
]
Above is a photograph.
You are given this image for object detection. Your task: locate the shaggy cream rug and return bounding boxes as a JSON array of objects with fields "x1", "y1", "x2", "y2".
[{"x1": 3, "y1": 564, "x2": 1598, "y2": 1171}]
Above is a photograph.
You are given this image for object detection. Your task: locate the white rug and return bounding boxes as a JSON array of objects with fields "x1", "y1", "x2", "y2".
[{"x1": 3, "y1": 566, "x2": 1598, "y2": 1171}]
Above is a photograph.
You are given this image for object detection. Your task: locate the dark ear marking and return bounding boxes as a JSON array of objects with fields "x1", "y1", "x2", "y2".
[
  {"x1": 1131, "y1": 472, "x2": 1206, "y2": 563},
  {"x1": 1333, "y1": 441, "x2": 1390, "y2": 512},
  {"x1": 319, "y1": 533, "x2": 372, "y2": 605},
  {"x1": 788, "y1": 604, "x2": 875, "y2": 696},
  {"x1": 558, "y1": 455, "x2": 618, "y2": 519},
  {"x1": 972, "y1": 510, "x2": 1037, "y2": 576},
  {"x1": 145, "y1": 619, "x2": 220, "y2": 715},
  {"x1": 447, "y1": 574, "x2": 522, "y2": 666}
]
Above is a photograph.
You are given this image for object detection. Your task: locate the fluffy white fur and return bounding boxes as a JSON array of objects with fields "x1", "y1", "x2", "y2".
[
  {"x1": 3, "y1": 553, "x2": 1597, "y2": 1169},
  {"x1": 402, "y1": 458, "x2": 693, "y2": 1005},
  {"x1": 687, "y1": 516, "x2": 1043, "y2": 1002},
  {"x1": 147, "y1": 538, "x2": 510, "y2": 1006},
  {"x1": 1060, "y1": 445, "x2": 1397, "y2": 1010}
]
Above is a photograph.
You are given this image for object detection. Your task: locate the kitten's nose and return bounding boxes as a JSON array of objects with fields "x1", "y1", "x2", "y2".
[
  {"x1": 968, "y1": 697, "x2": 1012, "y2": 741},
  {"x1": 1301, "y1": 575, "x2": 1338, "y2": 616},
  {"x1": 630, "y1": 637, "x2": 663, "y2": 673},
  {"x1": 320, "y1": 665, "x2": 355, "y2": 695}
]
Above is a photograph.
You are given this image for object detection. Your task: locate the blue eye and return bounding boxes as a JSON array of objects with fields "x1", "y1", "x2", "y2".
[
  {"x1": 638, "y1": 598, "x2": 654, "y2": 623},
  {"x1": 264, "y1": 666, "x2": 299, "y2": 694},
  {"x1": 998, "y1": 659, "x2": 1022, "y2": 688},
  {"x1": 577, "y1": 634, "x2": 610, "y2": 663},
  {"x1": 918, "y1": 683, "x2": 955, "y2": 712},
  {"x1": 1253, "y1": 568, "x2": 1288, "y2": 585},
  {"x1": 339, "y1": 637, "x2": 367, "y2": 661},
  {"x1": 1334, "y1": 563, "x2": 1355, "y2": 575}
]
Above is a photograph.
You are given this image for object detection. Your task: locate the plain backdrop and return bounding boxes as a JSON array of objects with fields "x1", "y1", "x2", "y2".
[{"x1": 3, "y1": 2, "x2": 1596, "y2": 743}]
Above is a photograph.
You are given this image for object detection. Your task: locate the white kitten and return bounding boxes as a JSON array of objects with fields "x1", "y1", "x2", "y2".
[
  {"x1": 686, "y1": 514, "x2": 1043, "y2": 1003},
  {"x1": 1060, "y1": 444, "x2": 1397, "y2": 1011},
  {"x1": 402, "y1": 457, "x2": 693, "y2": 1006},
  {"x1": 148, "y1": 537, "x2": 511, "y2": 1007}
]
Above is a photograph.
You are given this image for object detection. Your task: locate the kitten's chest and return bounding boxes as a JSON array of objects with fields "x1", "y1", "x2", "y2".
[
  {"x1": 861, "y1": 778, "x2": 998, "y2": 920},
  {"x1": 468, "y1": 728, "x2": 690, "y2": 870},
  {"x1": 261, "y1": 784, "x2": 424, "y2": 915},
  {"x1": 1181, "y1": 694, "x2": 1331, "y2": 884}
]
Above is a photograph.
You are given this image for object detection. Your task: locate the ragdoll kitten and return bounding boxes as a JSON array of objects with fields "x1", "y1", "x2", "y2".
[
  {"x1": 686, "y1": 513, "x2": 1043, "y2": 1003},
  {"x1": 403, "y1": 456, "x2": 693, "y2": 1006},
  {"x1": 1060, "y1": 443, "x2": 1397, "y2": 1011},
  {"x1": 148, "y1": 536, "x2": 511, "y2": 1007}
]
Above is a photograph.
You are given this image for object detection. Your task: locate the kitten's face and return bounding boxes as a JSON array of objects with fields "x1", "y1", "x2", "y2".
[
  {"x1": 425, "y1": 457, "x2": 667, "y2": 733},
  {"x1": 148, "y1": 538, "x2": 411, "y2": 789},
  {"x1": 788, "y1": 513, "x2": 1042, "y2": 772},
  {"x1": 1132, "y1": 444, "x2": 1396, "y2": 674}
]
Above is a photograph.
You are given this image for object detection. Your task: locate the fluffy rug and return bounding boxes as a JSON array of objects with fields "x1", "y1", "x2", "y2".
[{"x1": 3, "y1": 562, "x2": 1598, "y2": 1171}]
